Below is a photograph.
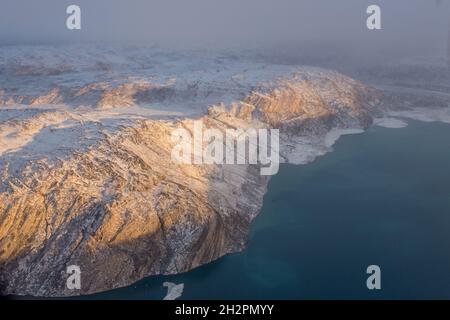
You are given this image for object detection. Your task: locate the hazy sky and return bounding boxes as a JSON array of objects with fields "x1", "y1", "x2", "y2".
[{"x1": 0, "y1": 0, "x2": 448, "y2": 58}]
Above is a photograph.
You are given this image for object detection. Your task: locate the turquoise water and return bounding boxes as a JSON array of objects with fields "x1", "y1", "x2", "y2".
[{"x1": 88, "y1": 120, "x2": 450, "y2": 299}]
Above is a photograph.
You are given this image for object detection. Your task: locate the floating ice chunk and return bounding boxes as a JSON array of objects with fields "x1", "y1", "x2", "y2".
[
  {"x1": 163, "y1": 282, "x2": 184, "y2": 300},
  {"x1": 374, "y1": 117, "x2": 408, "y2": 128}
]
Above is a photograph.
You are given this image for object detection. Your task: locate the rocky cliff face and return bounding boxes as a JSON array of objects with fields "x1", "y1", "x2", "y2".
[{"x1": 0, "y1": 46, "x2": 380, "y2": 296}]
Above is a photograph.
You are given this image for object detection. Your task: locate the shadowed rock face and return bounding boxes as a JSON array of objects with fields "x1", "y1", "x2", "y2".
[
  {"x1": 0, "y1": 46, "x2": 381, "y2": 297},
  {"x1": 0, "y1": 117, "x2": 269, "y2": 296}
]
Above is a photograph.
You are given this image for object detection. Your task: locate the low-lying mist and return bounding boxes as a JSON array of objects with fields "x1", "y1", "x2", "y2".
[{"x1": 0, "y1": 0, "x2": 449, "y2": 68}]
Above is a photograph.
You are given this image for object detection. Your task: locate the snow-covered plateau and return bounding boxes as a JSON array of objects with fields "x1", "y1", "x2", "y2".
[{"x1": 0, "y1": 44, "x2": 449, "y2": 296}]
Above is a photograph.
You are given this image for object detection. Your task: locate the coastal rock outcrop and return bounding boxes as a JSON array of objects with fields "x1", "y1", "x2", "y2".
[{"x1": 0, "y1": 46, "x2": 380, "y2": 296}]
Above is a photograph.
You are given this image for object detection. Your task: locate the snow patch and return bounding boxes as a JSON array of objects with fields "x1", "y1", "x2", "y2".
[{"x1": 388, "y1": 107, "x2": 450, "y2": 124}]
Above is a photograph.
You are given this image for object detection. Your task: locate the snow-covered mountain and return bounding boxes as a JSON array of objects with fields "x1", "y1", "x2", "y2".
[{"x1": 0, "y1": 44, "x2": 449, "y2": 297}]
